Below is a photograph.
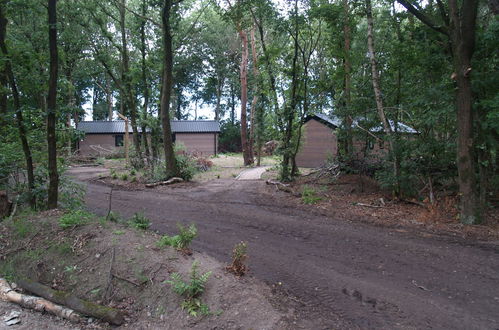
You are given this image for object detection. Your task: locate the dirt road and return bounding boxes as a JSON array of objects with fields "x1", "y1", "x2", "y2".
[{"x1": 74, "y1": 167, "x2": 499, "y2": 329}]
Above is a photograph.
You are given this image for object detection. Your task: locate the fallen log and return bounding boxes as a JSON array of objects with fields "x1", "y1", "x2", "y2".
[
  {"x1": 266, "y1": 180, "x2": 299, "y2": 196},
  {"x1": 16, "y1": 278, "x2": 125, "y2": 325},
  {"x1": 353, "y1": 202, "x2": 383, "y2": 208},
  {"x1": 0, "y1": 278, "x2": 82, "y2": 323},
  {"x1": 145, "y1": 177, "x2": 184, "y2": 188}
]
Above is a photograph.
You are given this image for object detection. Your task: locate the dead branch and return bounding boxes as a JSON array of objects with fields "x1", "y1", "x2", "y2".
[
  {"x1": 0, "y1": 278, "x2": 82, "y2": 323},
  {"x1": 266, "y1": 180, "x2": 300, "y2": 196},
  {"x1": 111, "y1": 273, "x2": 141, "y2": 287},
  {"x1": 145, "y1": 177, "x2": 184, "y2": 188},
  {"x1": 353, "y1": 202, "x2": 383, "y2": 208},
  {"x1": 16, "y1": 278, "x2": 125, "y2": 325},
  {"x1": 106, "y1": 187, "x2": 113, "y2": 221},
  {"x1": 103, "y1": 247, "x2": 115, "y2": 303}
]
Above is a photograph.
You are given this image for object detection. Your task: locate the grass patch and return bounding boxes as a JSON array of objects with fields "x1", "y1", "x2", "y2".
[
  {"x1": 129, "y1": 212, "x2": 151, "y2": 230},
  {"x1": 301, "y1": 186, "x2": 323, "y2": 205},
  {"x1": 59, "y1": 210, "x2": 94, "y2": 229},
  {"x1": 157, "y1": 223, "x2": 197, "y2": 250}
]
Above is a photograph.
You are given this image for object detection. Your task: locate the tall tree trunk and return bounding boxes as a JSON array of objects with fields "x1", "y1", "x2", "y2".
[
  {"x1": 238, "y1": 28, "x2": 253, "y2": 165},
  {"x1": 449, "y1": 0, "x2": 479, "y2": 224},
  {"x1": 215, "y1": 75, "x2": 223, "y2": 121},
  {"x1": 366, "y1": 0, "x2": 400, "y2": 196},
  {"x1": 119, "y1": 0, "x2": 141, "y2": 156},
  {"x1": 397, "y1": 0, "x2": 480, "y2": 223},
  {"x1": 106, "y1": 75, "x2": 113, "y2": 120},
  {"x1": 0, "y1": 4, "x2": 35, "y2": 207},
  {"x1": 140, "y1": 0, "x2": 150, "y2": 160},
  {"x1": 343, "y1": 0, "x2": 353, "y2": 157},
  {"x1": 47, "y1": 0, "x2": 59, "y2": 209},
  {"x1": 281, "y1": 0, "x2": 300, "y2": 182},
  {"x1": 161, "y1": 0, "x2": 179, "y2": 177},
  {"x1": 230, "y1": 83, "x2": 235, "y2": 125},
  {"x1": 249, "y1": 26, "x2": 259, "y2": 165}
]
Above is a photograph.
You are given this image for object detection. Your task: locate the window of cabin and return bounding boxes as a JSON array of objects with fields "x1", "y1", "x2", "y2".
[{"x1": 115, "y1": 134, "x2": 124, "y2": 147}]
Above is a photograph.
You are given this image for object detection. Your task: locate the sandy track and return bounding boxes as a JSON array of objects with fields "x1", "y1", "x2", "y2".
[{"x1": 73, "y1": 167, "x2": 499, "y2": 329}]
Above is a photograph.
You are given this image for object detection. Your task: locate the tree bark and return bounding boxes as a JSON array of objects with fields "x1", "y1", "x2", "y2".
[
  {"x1": 119, "y1": 0, "x2": 141, "y2": 157},
  {"x1": 140, "y1": 0, "x2": 150, "y2": 160},
  {"x1": 449, "y1": 0, "x2": 479, "y2": 224},
  {"x1": 238, "y1": 28, "x2": 253, "y2": 165},
  {"x1": 366, "y1": 0, "x2": 400, "y2": 196},
  {"x1": 396, "y1": 0, "x2": 480, "y2": 223},
  {"x1": 343, "y1": 0, "x2": 353, "y2": 157},
  {"x1": 249, "y1": 26, "x2": 259, "y2": 165},
  {"x1": 281, "y1": 0, "x2": 300, "y2": 182},
  {"x1": 0, "y1": 4, "x2": 35, "y2": 207},
  {"x1": 16, "y1": 279, "x2": 124, "y2": 325},
  {"x1": 161, "y1": 0, "x2": 179, "y2": 177},
  {"x1": 47, "y1": 0, "x2": 59, "y2": 209}
]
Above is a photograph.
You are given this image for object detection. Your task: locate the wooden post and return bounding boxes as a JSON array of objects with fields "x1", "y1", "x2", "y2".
[{"x1": 117, "y1": 112, "x2": 129, "y2": 165}]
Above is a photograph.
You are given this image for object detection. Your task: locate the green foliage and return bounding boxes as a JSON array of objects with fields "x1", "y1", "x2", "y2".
[
  {"x1": 120, "y1": 173, "x2": 129, "y2": 181},
  {"x1": 129, "y1": 212, "x2": 151, "y2": 230},
  {"x1": 219, "y1": 120, "x2": 241, "y2": 153},
  {"x1": 227, "y1": 241, "x2": 248, "y2": 276},
  {"x1": 10, "y1": 218, "x2": 33, "y2": 238},
  {"x1": 301, "y1": 186, "x2": 323, "y2": 204},
  {"x1": 59, "y1": 210, "x2": 93, "y2": 229},
  {"x1": 167, "y1": 261, "x2": 212, "y2": 316},
  {"x1": 157, "y1": 223, "x2": 197, "y2": 250},
  {"x1": 107, "y1": 211, "x2": 121, "y2": 223}
]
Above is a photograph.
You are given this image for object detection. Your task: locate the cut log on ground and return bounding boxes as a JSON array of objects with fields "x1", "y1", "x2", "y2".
[
  {"x1": 353, "y1": 202, "x2": 383, "y2": 208},
  {"x1": 145, "y1": 177, "x2": 184, "y2": 188},
  {"x1": 266, "y1": 180, "x2": 299, "y2": 196},
  {"x1": 16, "y1": 278, "x2": 125, "y2": 325},
  {"x1": 0, "y1": 278, "x2": 82, "y2": 323}
]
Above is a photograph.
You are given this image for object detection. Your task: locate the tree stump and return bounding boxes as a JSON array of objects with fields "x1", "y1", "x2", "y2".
[{"x1": 0, "y1": 191, "x2": 12, "y2": 219}]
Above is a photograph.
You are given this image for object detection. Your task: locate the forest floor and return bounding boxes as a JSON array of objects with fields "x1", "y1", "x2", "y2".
[
  {"x1": 0, "y1": 209, "x2": 292, "y2": 329},
  {"x1": 69, "y1": 164, "x2": 499, "y2": 329},
  {"x1": 2, "y1": 159, "x2": 498, "y2": 329}
]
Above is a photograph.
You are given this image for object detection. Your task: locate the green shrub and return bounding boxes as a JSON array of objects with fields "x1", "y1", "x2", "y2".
[
  {"x1": 157, "y1": 223, "x2": 197, "y2": 249},
  {"x1": 301, "y1": 186, "x2": 323, "y2": 204},
  {"x1": 107, "y1": 211, "x2": 121, "y2": 222},
  {"x1": 59, "y1": 210, "x2": 93, "y2": 229},
  {"x1": 226, "y1": 241, "x2": 248, "y2": 276},
  {"x1": 120, "y1": 173, "x2": 129, "y2": 181},
  {"x1": 166, "y1": 261, "x2": 211, "y2": 316},
  {"x1": 129, "y1": 212, "x2": 150, "y2": 230},
  {"x1": 11, "y1": 218, "x2": 33, "y2": 238}
]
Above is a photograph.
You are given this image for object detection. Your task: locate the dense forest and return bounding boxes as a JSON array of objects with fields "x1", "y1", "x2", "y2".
[{"x1": 0, "y1": 0, "x2": 497, "y2": 224}]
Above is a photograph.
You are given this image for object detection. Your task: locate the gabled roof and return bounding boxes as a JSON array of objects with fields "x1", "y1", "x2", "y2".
[
  {"x1": 170, "y1": 120, "x2": 220, "y2": 133},
  {"x1": 304, "y1": 113, "x2": 339, "y2": 129},
  {"x1": 78, "y1": 120, "x2": 221, "y2": 134}
]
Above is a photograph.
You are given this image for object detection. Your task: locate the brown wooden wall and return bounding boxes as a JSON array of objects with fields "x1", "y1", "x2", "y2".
[
  {"x1": 175, "y1": 133, "x2": 217, "y2": 155},
  {"x1": 79, "y1": 134, "x2": 121, "y2": 156},
  {"x1": 295, "y1": 119, "x2": 338, "y2": 168}
]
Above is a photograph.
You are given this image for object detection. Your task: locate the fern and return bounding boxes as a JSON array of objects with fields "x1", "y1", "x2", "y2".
[
  {"x1": 157, "y1": 223, "x2": 197, "y2": 249},
  {"x1": 167, "y1": 261, "x2": 212, "y2": 316}
]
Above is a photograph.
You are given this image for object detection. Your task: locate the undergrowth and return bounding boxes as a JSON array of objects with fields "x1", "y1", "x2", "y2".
[
  {"x1": 301, "y1": 186, "x2": 323, "y2": 204},
  {"x1": 166, "y1": 260, "x2": 211, "y2": 316},
  {"x1": 129, "y1": 212, "x2": 151, "y2": 230},
  {"x1": 59, "y1": 210, "x2": 93, "y2": 229},
  {"x1": 226, "y1": 241, "x2": 248, "y2": 276},
  {"x1": 157, "y1": 223, "x2": 197, "y2": 250}
]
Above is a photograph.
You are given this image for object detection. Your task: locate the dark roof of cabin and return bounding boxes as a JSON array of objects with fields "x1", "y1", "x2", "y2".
[
  {"x1": 304, "y1": 113, "x2": 340, "y2": 129},
  {"x1": 77, "y1": 120, "x2": 221, "y2": 134},
  {"x1": 305, "y1": 114, "x2": 417, "y2": 134}
]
